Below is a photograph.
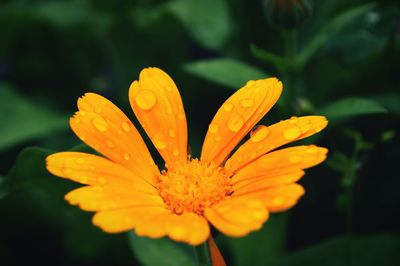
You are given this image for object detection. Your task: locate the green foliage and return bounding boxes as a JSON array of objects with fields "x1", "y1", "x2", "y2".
[
  {"x1": 128, "y1": 232, "x2": 195, "y2": 266},
  {"x1": 0, "y1": 85, "x2": 67, "y2": 151},
  {"x1": 296, "y1": 2, "x2": 377, "y2": 68},
  {"x1": 0, "y1": 0, "x2": 399, "y2": 265},
  {"x1": 167, "y1": 0, "x2": 232, "y2": 49},
  {"x1": 185, "y1": 58, "x2": 269, "y2": 89},
  {"x1": 318, "y1": 97, "x2": 387, "y2": 120},
  {"x1": 227, "y1": 214, "x2": 287, "y2": 266},
  {"x1": 280, "y1": 234, "x2": 400, "y2": 266}
]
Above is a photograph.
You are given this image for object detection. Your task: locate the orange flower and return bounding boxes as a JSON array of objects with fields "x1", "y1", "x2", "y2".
[{"x1": 46, "y1": 67, "x2": 328, "y2": 245}]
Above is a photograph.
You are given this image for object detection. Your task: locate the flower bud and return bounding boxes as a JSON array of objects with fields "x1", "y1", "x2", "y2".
[{"x1": 263, "y1": 0, "x2": 312, "y2": 29}]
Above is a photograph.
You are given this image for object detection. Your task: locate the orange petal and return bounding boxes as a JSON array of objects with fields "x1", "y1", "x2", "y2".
[
  {"x1": 70, "y1": 93, "x2": 159, "y2": 185},
  {"x1": 204, "y1": 197, "x2": 269, "y2": 237},
  {"x1": 129, "y1": 68, "x2": 188, "y2": 169},
  {"x1": 233, "y1": 171, "x2": 305, "y2": 196},
  {"x1": 93, "y1": 206, "x2": 170, "y2": 233},
  {"x1": 135, "y1": 212, "x2": 210, "y2": 245},
  {"x1": 232, "y1": 184, "x2": 305, "y2": 212},
  {"x1": 225, "y1": 116, "x2": 328, "y2": 173},
  {"x1": 209, "y1": 236, "x2": 226, "y2": 266},
  {"x1": 65, "y1": 185, "x2": 165, "y2": 211},
  {"x1": 232, "y1": 145, "x2": 328, "y2": 183},
  {"x1": 201, "y1": 78, "x2": 282, "y2": 166},
  {"x1": 46, "y1": 152, "x2": 157, "y2": 194}
]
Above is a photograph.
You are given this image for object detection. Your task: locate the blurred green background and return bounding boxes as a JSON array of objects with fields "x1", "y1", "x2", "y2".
[{"x1": 0, "y1": 0, "x2": 399, "y2": 265}]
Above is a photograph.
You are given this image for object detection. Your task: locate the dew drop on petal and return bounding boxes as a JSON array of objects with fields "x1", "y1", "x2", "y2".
[
  {"x1": 209, "y1": 123, "x2": 219, "y2": 134},
  {"x1": 166, "y1": 86, "x2": 172, "y2": 92},
  {"x1": 306, "y1": 145, "x2": 318, "y2": 154},
  {"x1": 173, "y1": 148, "x2": 179, "y2": 157},
  {"x1": 166, "y1": 107, "x2": 173, "y2": 114},
  {"x1": 240, "y1": 98, "x2": 254, "y2": 107},
  {"x1": 246, "y1": 80, "x2": 256, "y2": 87},
  {"x1": 75, "y1": 158, "x2": 85, "y2": 164},
  {"x1": 62, "y1": 168, "x2": 72, "y2": 175},
  {"x1": 168, "y1": 129, "x2": 176, "y2": 138},
  {"x1": 123, "y1": 152, "x2": 131, "y2": 160},
  {"x1": 289, "y1": 116, "x2": 298, "y2": 124},
  {"x1": 79, "y1": 175, "x2": 88, "y2": 183},
  {"x1": 92, "y1": 116, "x2": 108, "y2": 132},
  {"x1": 228, "y1": 113, "x2": 244, "y2": 132},
  {"x1": 177, "y1": 113, "x2": 185, "y2": 120},
  {"x1": 223, "y1": 102, "x2": 234, "y2": 112},
  {"x1": 153, "y1": 133, "x2": 167, "y2": 149},
  {"x1": 283, "y1": 126, "x2": 301, "y2": 140},
  {"x1": 250, "y1": 125, "x2": 270, "y2": 142},
  {"x1": 215, "y1": 135, "x2": 221, "y2": 142},
  {"x1": 94, "y1": 106, "x2": 102, "y2": 113},
  {"x1": 98, "y1": 177, "x2": 107, "y2": 185},
  {"x1": 289, "y1": 155, "x2": 302, "y2": 163},
  {"x1": 135, "y1": 90, "x2": 157, "y2": 110},
  {"x1": 121, "y1": 121, "x2": 131, "y2": 132},
  {"x1": 106, "y1": 140, "x2": 115, "y2": 148}
]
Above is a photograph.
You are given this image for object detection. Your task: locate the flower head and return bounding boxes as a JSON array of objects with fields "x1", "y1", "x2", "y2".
[{"x1": 46, "y1": 67, "x2": 328, "y2": 245}]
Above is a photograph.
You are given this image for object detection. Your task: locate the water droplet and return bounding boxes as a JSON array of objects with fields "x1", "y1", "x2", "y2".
[
  {"x1": 98, "y1": 177, "x2": 107, "y2": 185},
  {"x1": 94, "y1": 106, "x2": 102, "y2": 113},
  {"x1": 123, "y1": 152, "x2": 131, "y2": 160},
  {"x1": 246, "y1": 80, "x2": 256, "y2": 87},
  {"x1": 289, "y1": 155, "x2": 302, "y2": 163},
  {"x1": 79, "y1": 175, "x2": 88, "y2": 183},
  {"x1": 74, "y1": 118, "x2": 80, "y2": 124},
  {"x1": 153, "y1": 134, "x2": 167, "y2": 149},
  {"x1": 62, "y1": 168, "x2": 72, "y2": 175},
  {"x1": 117, "y1": 130, "x2": 123, "y2": 135},
  {"x1": 106, "y1": 140, "x2": 115, "y2": 148},
  {"x1": 209, "y1": 123, "x2": 219, "y2": 134},
  {"x1": 250, "y1": 125, "x2": 270, "y2": 143},
  {"x1": 79, "y1": 111, "x2": 86, "y2": 116},
  {"x1": 173, "y1": 148, "x2": 179, "y2": 156},
  {"x1": 272, "y1": 197, "x2": 284, "y2": 206},
  {"x1": 135, "y1": 90, "x2": 157, "y2": 110},
  {"x1": 215, "y1": 135, "x2": 221, "y2": 142},
  {"x1": 300, "y1": 123, "x2": 311, "y2": 133},
  {"x1": 283, "y1": 126, "x2": 301, "y2": 140},
  {"x1": 89, "y1": 165, "x2": 95, "y2": 170},
  {"x1": 166, "y1": 107, "x2": 173, "y2": 114},
  {"x1": 92, "y1": 116, "x2": 108, "y2": 132},
  {"x1": 75, "y1": 158, "x2": 85, "y2": 164},
  {"x1": 289, "y1": 116, "x2": 298, "y2": 124},
  {"x1": 240, "y1": 98, "x2": 254, "y2": 107},
  {"x1": 223, "y1": 102, "x2": 234, "y2": 112},
  {"x1": 168, "y1": 129, "x2": 176, "y2": 137},
  {"x1": 166, "y1": 86, "x2": 172, "y2": 92},
  {"x1": 306, "y1": 146, "x2": 318, "y2": 154},
  {"x1": 177, "y1": 113, "x2": 185, "y2": 120},
  {"x1": 228, "y1": 113, "x2": 244, "y2": 132},
  {"x1": 121, "y1": 121, "x2": 131, "y2": 132}
]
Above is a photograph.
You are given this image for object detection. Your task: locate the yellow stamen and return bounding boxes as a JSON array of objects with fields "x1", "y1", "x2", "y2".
[{"x1": 157, "y1": 158, "x2": 232, "y2": 215}]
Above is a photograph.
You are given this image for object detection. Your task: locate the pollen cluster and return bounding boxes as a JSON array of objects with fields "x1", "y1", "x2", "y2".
[{"x1": 157, "y1": 158, "x2": 232, "y2": 215}]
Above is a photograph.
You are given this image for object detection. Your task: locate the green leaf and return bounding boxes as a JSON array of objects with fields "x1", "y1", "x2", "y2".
[
  {"x1": 318, "y1": 97, "x2": 387, "y2": 120},
  {"x1": 167, "y1": 0, "x2": 232, "y2": 49},
  {"x1": 297, "y1": 2, "x2": 377, "y2": 67},
  {"x1": 280, "y1": 234, "x2": 400, "y2": 266},
  {"x1": 227, "y1": 214, "x2": 288, "y2": 266},
  {"x1": 0, "y1": 85, "x2": 67, "y2": 150},
  {"x1": 250, "y1": 44, "x2": 287, "y2": 71},
  {"x1": 128, "y1": 232, "x2": 195, "y2": 266},
  {"x1": 185, "y1": 58, "x2": 270, "y2": 89}
]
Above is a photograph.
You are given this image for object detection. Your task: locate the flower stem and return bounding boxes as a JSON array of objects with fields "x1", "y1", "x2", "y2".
[{"x1": 194, "y1": 240, "x2": 212, "y2": 266}]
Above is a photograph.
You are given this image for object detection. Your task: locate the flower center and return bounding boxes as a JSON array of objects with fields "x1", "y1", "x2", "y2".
[{"x1": 157, "y1": 158, "x2": 232, "y2": 215}]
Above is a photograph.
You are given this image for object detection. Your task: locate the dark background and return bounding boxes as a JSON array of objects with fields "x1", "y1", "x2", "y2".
[{"x1": 0, "y1": 0, "x2": 399, "y2": 265}]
